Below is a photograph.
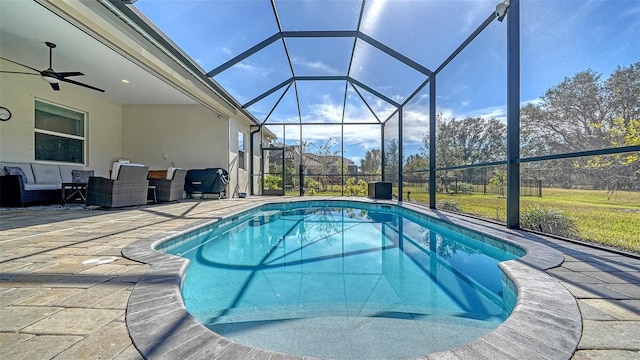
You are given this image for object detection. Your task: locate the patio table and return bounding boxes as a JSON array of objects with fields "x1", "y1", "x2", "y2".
[{"x1": 61, "y1": 182, "x2": 87, "y2": 204}]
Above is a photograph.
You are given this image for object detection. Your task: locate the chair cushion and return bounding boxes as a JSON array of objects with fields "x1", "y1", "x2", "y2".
[
  {"x1": 72, "y1": 170, "x2": 94, "y2": 184},
  {"x1": 111, "y1": 160, "x2": 136, "y2": 180},
  {"x1": 166, "y1": 167, "x2": 182, "y2": 180},
  {"x1": 4, "y1": 166, "x2": 29, "y2": 184},
  {"x1": 24, "y1": 183, "x2": 60, "y2": 191},
  {"x1": 32, "y1": 163, "x2": 63, "y2": 184}
]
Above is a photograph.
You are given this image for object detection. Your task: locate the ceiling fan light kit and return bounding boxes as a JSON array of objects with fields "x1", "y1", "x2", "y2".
[
  {"x1": 0, "y1": 106, "x2": 11, "y2": 121},
  {"x1": 42, "y1": 75, "x2": 59, "y2": 84},
  {"x1": 0, "y1": 41, "x2": 104, "y2": 92}
]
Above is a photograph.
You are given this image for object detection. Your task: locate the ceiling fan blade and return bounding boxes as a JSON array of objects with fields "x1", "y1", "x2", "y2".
[
  {"x1": 60, "y1": 77, "x2": 105, "y2": 93},
  {"x1": 0, "y1": 70, "x2": 40, "y2": 76},
  {"x1": 0, "y1": 56, "x2": 41, "y2": 73},
  {"x1": 57, "y1": 71, "x2": 84, "y2": 78},
  {"x1": 50, "y1": 82, "x2": 60, "y2": 91}
]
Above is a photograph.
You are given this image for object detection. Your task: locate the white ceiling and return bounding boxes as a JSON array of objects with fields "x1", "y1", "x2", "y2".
[{"x1": 0, "y1": 0, "x2": 197, "y2": 105}]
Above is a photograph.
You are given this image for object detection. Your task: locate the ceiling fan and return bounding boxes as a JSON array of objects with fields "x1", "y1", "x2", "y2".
[{"x1": 0, "y1": 41, "x2": 105, "y2": 92}]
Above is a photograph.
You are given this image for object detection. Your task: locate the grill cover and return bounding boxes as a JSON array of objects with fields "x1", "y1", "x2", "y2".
[{"x1": 184, "y1": 168, "x2": 229, "y2": 196}]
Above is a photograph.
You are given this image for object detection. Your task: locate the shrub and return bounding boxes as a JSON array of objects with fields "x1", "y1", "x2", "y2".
[
  {"x1": 520, "y1": 205, "x2": 577, "y2": 238},
  {"x1": 344, "y1": 177, "x2": 368, "y2": 196},
  {"x1": 488, "y1": 170, "x2": 507, "y2": 196},
  {"x1": 264, "y1": 175, "x2": 282, "y2": 190},
  {"x1": 436, "y1": 200, "x2": 462, "y2": 212},
  {"x1": 448, "y1": 182, "x2": 473, "y2": 194},
  {"x1": 304, "y1": 177, "x2": 321, "y2": 190}
]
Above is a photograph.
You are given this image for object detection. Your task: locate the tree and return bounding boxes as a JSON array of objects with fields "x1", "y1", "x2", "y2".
[
  {"x1": 488, "y1": 169, "x2": 507, "y2": 196},
  {"x1": 606, "y1": 62, "x2": 640, "y2": 125},
  {"x1": 360, "y1": 149, "x2": 381, "y2": 175},
  {"x1": 584, "y1": 118, "x2": 640, "y2": 192},
  {"x1": 403, "y1": 154, "x2": 428, "y2": 172},
  {"x1": 521, "y1": 61, "x2": 640, "y2": 190},
  {"x1": 521, "y1": 69, "x2": 611, "y2": 156},
  {"x1": 384, "y1": 139, "x2": 400, "y2": 184},
  {"x1": 419, "y1": 114, "x2": 506, "y2": 186},
  {"x1": 425, "y1": 114, "x2": 506, "y2": 169},
  {"x1": 307, "y1": 138, "x2": 340, "y2": 191}
]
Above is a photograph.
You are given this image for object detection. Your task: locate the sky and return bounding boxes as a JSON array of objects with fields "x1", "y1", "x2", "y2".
[{"x1": 135, "y1": 0, "x2": 640, "y2": 167}]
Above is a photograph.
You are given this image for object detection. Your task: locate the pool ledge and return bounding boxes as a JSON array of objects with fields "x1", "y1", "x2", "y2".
[{"x1": 122, "y1": 197, "x2": 581, "y2": 360}]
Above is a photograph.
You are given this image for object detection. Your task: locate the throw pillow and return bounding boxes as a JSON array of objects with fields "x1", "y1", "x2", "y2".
[
  {"x1": 4, "y1": 166, "x2": 29, "y2": 184},
  {"x1": 72, "y1": 170, "x2": 94, "y2": 184}
]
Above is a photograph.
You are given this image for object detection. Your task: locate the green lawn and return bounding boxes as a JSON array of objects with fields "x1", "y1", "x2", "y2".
[
  {"x1": 408, "y1": 187, "x2": 640, "y2": 253},
  {"x1": 292, "y1": 186, "x2": 639, "y2": 253}
]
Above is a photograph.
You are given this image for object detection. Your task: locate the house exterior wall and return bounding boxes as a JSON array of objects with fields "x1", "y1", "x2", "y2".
[
  {"x1": 0, "y1": 67, "x2": 123, "y2": 178},
  {"x1": 1, "y1": 71, "x2": 258, "y2": 192},
  {"x1": 122, "y1": 104, "x2": 230, "y2": 173},
  {"x1": 228, "y1": 117, "x2": 249, "y2": 198}
]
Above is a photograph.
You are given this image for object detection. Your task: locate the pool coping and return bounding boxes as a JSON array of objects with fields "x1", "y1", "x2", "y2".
[{"x1": 122, "y1": 197, "x2": 581, "y2": 360}]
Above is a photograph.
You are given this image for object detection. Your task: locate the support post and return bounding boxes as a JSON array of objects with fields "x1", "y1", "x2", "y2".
[
  {"x1": 398, "y1": 106, "x2": 403, "y2": 201},
  {"x1": 381, "y1": 123, "x2": 385, "y2": 180},
  {"x1": 506, "y1": 0, "x2": 520, "y2": 228},
  {"x1": 299, "y1": 164, "x2": 305, "y2": 196},
  {"x1": 429, "y1": 75, "x2": 436, "y2": 208}
]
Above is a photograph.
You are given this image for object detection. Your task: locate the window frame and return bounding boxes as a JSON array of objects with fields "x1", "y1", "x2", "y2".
[
  {"x1": 238, "y1": 131, "x2": 246, "y2": 170},
  {"x1": 34, "y1": 99, "x2": 87, "y2": 165}
]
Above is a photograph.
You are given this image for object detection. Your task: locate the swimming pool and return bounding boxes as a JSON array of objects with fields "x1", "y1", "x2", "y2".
[
  {"x1": 159, "y1": 200, "x2": 524, "y2": 359},
  {"x1": 124, "y1": 198, "x2": 581, "y2": 359}
]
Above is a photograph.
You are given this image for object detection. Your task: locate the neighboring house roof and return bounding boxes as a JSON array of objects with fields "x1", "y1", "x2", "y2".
[{"x1": 267, "y1": 143, "x2": 356, "y2": 172}]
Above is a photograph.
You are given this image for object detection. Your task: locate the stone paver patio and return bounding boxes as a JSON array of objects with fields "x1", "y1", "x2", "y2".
[{"x1": 0, "y1": 197, "x2": 638, "y2": 359}]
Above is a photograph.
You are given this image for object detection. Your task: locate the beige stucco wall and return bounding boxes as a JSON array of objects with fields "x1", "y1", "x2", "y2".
[
  {"x1": 123, "y1": 105, "x2": 260, "y2": 198},
  {"x1": 228, "y1": 118, "x2": 250, "y2": 198},
  {"x1": 0, "y1": 64, "x2": 123, "y2": 178},
  {"x1": 122, "y1": 104, "x2": 233, "y2": 188}
]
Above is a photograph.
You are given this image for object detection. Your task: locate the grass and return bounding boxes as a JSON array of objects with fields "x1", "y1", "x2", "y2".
[
  {"x1": 408, "y1": 187, "x2": 640, "y2": 253},
  {"x1": 285, "y1": 185, "x2": 640, "y2": 253}
]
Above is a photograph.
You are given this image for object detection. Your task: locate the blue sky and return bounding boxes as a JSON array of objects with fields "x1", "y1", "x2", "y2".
[{"x1": 135, "y1": 0, "x2": 640, "y2": 166}]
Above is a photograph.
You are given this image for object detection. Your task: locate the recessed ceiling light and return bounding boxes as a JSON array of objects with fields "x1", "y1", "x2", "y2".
[{"x1": 121, "y1": 79, "x2": 130, "y2": 84}]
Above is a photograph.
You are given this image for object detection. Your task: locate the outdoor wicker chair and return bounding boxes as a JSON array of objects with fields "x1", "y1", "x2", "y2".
[
  {"x1": 86, "y1": 164, "x2": 149, "y2": 208},
  {"x1": 148, "y1": 168, "x2": 187, "y2": 202}
]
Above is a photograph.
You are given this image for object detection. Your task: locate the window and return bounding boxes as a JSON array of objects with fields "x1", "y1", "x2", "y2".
[
  {"x1": 34, "y1": 100, "x2": 85, "y2": 164},
  {"x1": 238, "y1": 131, "x2": 245, "y2": 170}
]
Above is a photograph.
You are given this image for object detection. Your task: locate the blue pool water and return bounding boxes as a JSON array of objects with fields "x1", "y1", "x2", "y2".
[{"x1": 162, "y1": 201, "x2": 523, "y2": 359}]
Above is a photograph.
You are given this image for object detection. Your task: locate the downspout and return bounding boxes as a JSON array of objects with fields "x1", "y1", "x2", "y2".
[{"x1": 250, "y1": 125, "x2": 261, "y2": 196}]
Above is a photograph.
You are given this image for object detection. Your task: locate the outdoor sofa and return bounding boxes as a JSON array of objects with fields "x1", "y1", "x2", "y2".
[{"x1": 0, "y1": 161, "x2": 91, "y2": 207}]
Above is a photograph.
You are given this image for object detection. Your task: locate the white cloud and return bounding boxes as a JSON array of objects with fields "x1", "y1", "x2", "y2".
[
  {"x1": 460, "y1": 1, "x2": 493, "y2": 34},
  {"x1": 234, "y1": 62, "x2": 272, "y2": 77},
  {"x1": 350, "y1": 156, "x2": 362, "y2": 164},
  {"x1": 522, "y1": 97, "x2": 543, "y2": 106},
  {"x1": 291, "y1": 57, "x2": 340, "y2": 75},
  {"x1": 391, "y1": 94, "x2": 405, "y2": 104}
]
